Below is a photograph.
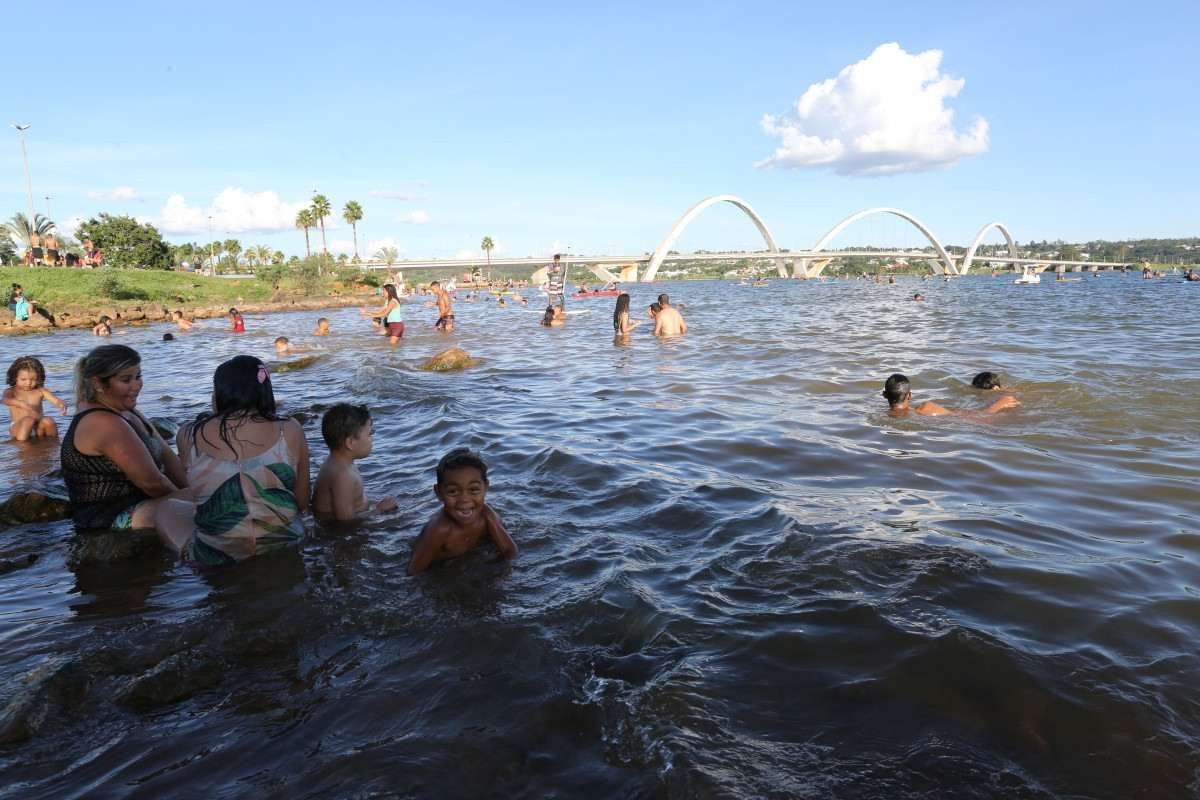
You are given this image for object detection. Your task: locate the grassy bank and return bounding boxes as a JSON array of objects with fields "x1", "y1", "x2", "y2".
[{"x1": 4, "y1": 267, "x2": 292, "y2": 307}]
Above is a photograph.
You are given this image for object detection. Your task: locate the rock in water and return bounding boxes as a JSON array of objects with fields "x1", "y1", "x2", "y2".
[
  {"x1": 0, "y1": 491, "x2": 71, "y2": 525},
  {"x1": 422, "y1": 348, "x2": 476, "y2": 371},
  {"x1": 275, "y1": 355, "x2": 323, "y2": 373},
  {"x1": 149, "y1": 417, "x2": 179, "y2": 440}
]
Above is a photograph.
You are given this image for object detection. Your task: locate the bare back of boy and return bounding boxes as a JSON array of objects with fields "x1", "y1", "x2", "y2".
[{"x1": 313, "y1": 459, "x2": 367, "y2": 520}]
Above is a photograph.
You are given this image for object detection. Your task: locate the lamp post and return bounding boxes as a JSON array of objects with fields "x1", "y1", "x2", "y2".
[
  {"x1": 11, "y1": 123, "x2": 36, "y2": 226},
  {"x1": 43, "y1": 195, "x2": 53, "y2": 227},
  {"x1": 208, "y1": 216, "x2": 215, "y2": 274}
]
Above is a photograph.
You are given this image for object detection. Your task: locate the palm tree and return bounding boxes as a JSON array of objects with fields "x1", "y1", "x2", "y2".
[
  {"x1": 343, "y1": 200, "x2": 363, "y2": 260},
  {"x1": 295, "y1": 209, "x2": 314, "y2": 257},
  {"x1": 223, "y1": 239, "x2": 242, "y2": 270},
  {"x1": 244, "y1": 248, "x2": 259, "y2": 269},
  {"x1": 373, "y1": 246, "x2": 399, "y2": 265},
  {"x1": 311, "y1": 193, "x2": 332, "y2": 266},
  {"x1": 254, "y1": 245, "x2": 273, "y2": 268},
  {"x1": 207, "y1": 241, "x2": 223, "y2": 271},
  {"x1": 272, "y1": 250, "x2": 285, "y2": 265},
  {"x1": 5, "y1": 212, "x2": 56, "y2": 247},
  {"x1": 481, "y1": 236, "x2": 494, "y2": 267}
]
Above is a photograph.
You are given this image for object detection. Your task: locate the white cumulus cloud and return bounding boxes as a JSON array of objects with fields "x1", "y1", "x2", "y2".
[
  {"x1": 757, "y1": 42, "x2": 989, "y2": 176},
  {"x1": 156, "y1": 188, "x2": 312, "y2": 235},
  {"x1": 399, "y1": 210, "x2": 430, "y2": 225},
  {"x1": 88, "y1": 185, "x2": 141, "y2": 201}
]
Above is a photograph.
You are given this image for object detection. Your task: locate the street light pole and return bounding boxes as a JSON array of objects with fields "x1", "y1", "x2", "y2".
[
  {"x1": 208, "y1": 216, "x2": 215, "y2": 274},
  {"x1": 11, "y1": 123, "x2": 36, "y2": 225},
  {"x1": 43, "y1": 195, "x2": 53, "y2": 227}
]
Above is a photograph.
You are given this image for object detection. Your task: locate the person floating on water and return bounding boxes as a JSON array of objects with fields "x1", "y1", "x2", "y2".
[
  {"x1": 653, "y1": 294, "x2": 687, "y2": 336},
  {"x1": 971, "y1": 371, "x2": 1005, "y2": 391},
  {"x1": 313, "y1": 403, "x2": 398, "y2": 521},
  {"x1": 407, "y1": 448, "x2": 517, "y2": 575},
  {"x1": 882, "y1": 373, "x2": 1018, "y2": 417}
]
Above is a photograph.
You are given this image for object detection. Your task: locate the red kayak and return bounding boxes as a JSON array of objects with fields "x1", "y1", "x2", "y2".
[{"x1": 571, "y1": 290, "x2": 621, "y2": 299}]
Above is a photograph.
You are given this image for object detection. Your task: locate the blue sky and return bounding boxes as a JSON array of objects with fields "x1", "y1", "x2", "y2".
[{"x1": 4, "y1": 0, "x2": 1197, "y2": 260}]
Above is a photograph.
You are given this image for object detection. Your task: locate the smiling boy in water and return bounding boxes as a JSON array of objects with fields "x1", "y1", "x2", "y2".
[{"x1": 408, "y1": 448, "x2": 517, "y2": 575}]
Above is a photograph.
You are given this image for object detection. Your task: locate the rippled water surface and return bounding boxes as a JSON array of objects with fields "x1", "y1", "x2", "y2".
[{"x1": 1, "y1": 275, "x2": 1198, "y2": 798}]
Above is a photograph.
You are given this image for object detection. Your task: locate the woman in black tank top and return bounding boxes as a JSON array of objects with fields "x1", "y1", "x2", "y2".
[{"x1": 60, "y1": 345, "x2": 187, "y2": 531}]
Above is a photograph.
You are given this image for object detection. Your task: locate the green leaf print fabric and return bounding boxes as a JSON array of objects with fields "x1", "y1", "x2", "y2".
[{"x1": 185, "y1": 427, "x2": 305, "y2": 565}]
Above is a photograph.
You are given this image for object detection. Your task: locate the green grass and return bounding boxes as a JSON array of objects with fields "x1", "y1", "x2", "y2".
[{"x1": 1, "y1": 267, "x2": 343, "y2": 309}]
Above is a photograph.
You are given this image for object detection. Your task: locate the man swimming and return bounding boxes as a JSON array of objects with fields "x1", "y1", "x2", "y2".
[{"x1": 883, "y1": 373, "x2": 1017, "y2": 417}]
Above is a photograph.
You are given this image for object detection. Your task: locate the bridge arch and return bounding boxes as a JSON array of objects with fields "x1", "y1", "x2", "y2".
[
  {"x1": 960, "y1": 222, "x2": 1018, "y2": 274},
  {"x1": 642, "y1": 195, "x2": 784, "y2": 282},
  {"x1": 798, "y1": 207, "x2": 957, "y2": 278}
]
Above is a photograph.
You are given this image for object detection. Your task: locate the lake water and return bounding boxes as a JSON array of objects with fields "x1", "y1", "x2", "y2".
[{"x1": 0, "y1": 275, "x2": 1197, "y2": 798}]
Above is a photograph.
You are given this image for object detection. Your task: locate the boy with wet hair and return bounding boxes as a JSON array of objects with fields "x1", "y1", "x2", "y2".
[
  {"x1": 408, "y1": 448, "x2": 517, "y2": 575},
  {"x1": 971, "y1": 371, "x2": 1003, "y2": 390},
  {"x1": 883, "y1": 373, "x2": 1017, "y2": 417},
  {"x1": 313, "y1": 403, "x2": 397, "y2": 521}
]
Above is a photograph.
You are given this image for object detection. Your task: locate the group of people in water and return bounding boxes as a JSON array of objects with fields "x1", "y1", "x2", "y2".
[
  {"x1": 0, "y1": 265, "x2": 1076, "y2": 575},
  {"x1": 5, "y1": 344, "x2": 510, "y2": 574}
]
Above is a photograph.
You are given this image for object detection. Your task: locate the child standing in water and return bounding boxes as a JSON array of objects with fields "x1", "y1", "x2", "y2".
[
  {"x1": 93, "y1": 316, "x2": 113, "y2": 336},
  {"x1": 408, "y1": 448, "x2": 517, "y2": 574},
  {"x1": 313, "y1": 404, "x2": 397, "y2": 521},
  {"x1": 4, "y1": 356, "x2": 68, "y2": 441},
  {"x1": 229, "y1": 308, "x2": 245, "y2": 333}
]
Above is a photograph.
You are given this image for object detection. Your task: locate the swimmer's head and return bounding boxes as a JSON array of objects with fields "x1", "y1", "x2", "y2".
[
  {"x1": 882, "y1": 373, "x2": 912, "y2": 407},
  {"x1": 648, "y1": 302, "x2": 662, "y2": 318},
  {"x1": 162, "y1": 333, "x2": 174, "y2": 342},
  {"x1": 971, "y1": 371, "x2": 1003, "y2": 390},
  {"x1": 657, "y1": 293, "x2": 669, "y2": 306},
  {"x1": 274, "y1": 336, "x2": 290, "y2": 352},
  {"x1": 540, "y1": 306, "x2": 555, "y2": 326}
]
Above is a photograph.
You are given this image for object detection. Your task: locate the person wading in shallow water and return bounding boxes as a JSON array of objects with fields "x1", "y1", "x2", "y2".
[{"x1": 653, "y1": 293, "x2": 687, "y2": 336}]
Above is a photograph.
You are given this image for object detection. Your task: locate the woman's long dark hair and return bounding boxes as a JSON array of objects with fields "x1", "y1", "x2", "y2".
[
  {"x1": 192, "y1": 355, "x2": 280, "y2": 455},
  {"x1": 612, "y1": 293, "x2": 631, "y2": 331},
  {"x1": 382, "y1": 283, "x2": 400, "y2": 303},
  {"x1": 540, "y1": 306, "x2": 555, "y2": 326}
]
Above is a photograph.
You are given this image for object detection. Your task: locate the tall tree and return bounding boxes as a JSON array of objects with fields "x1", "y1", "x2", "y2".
[
  {"x1": 223, "y1": 239, "x2": 242, "y2": 269},
  {"x1": 311, "y1": 194, "x2": 332, "y2": 267},
  {"x1": 343, "y1": 200, "x2": 363, "y2": 260},
  {"x1": 481, "y1": 235, "x2": 494, "y2": 267},
  {"x1": 254, "y1": 245, "x2": 273, "y2": 268},
  {"x1": 295, "y1": 209, "x2": 315, "y2": 257},
  {"x1": 373, "y1": 245, "x2": 399, "y2": 265},
  {"x1": 5, "y1": 212, "x2": 56, "y2": 247},
  {"x1": 74, "y1": 213, "x2": 171, "y2": 269}
]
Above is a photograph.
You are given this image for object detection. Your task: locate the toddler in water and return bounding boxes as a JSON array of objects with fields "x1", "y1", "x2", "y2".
[
  {"x1": 93, "y1": 315, "x2": 112, "y2": 336},
  {"x1": 229, "y1": 308, "x2": 245, "y2": 333},
  {"x1": 4, "y1": 356, "x2": 68, "y2": 441},
  {"x1": 172, "y1": 310, "x2": 193, "y2": 330},
  {"x1": 313, "y1": 404, "x2": 397, "y2": 521},
  {"x1": 408, "y1": 448, "x2": 517, "y2": 574},
  {"x1": 314, "y1": 317, "x2": 331, "y2": 336}
]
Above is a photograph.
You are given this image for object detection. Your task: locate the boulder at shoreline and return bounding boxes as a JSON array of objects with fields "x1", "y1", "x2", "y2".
[{"x1": 421, "y1": 348, "x2": 478, "y2": 371}]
